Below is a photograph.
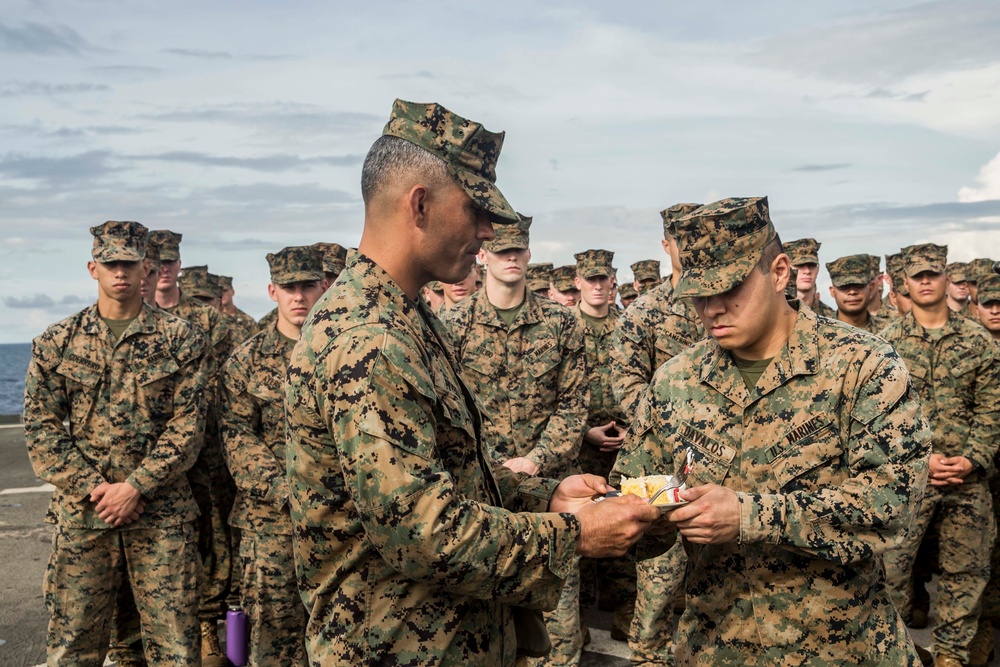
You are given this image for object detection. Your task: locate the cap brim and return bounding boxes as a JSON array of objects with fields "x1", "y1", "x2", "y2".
[
  {"x1": 831, "y1": 274, "x2": 872, "y2": 288},
  {"x1": 272, "y1": 271, "x2": 325, "y2": 285},
  {"x1": 93, "y1": 248, "x2": 145, "y2": 263},
  {"x1": 905, "y1": 262, "x2": 944, "y2": 277},
  {"x1": 483, "y1": 239, "x2": 529, "y2": 253},
  {"x1": 579, "y1": 267, "x2": 611, "y2": 279},
  {"x1": 673, "y1": 253, "x2": 759, "y2": 298},
  {"x1": 790, "y1": 256, "x2": 819, "y2": 267},
  {"x1": 453, "y1": 168, "x2": 518, "y2": 223}
]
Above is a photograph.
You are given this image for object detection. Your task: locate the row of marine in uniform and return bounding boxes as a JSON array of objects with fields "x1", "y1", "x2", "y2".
[{"x1": 23, "y1": 96, "x2": 1000, "y2": 667}]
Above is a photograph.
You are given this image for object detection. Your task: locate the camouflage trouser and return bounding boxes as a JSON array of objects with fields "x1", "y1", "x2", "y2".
[
  {"x1": 629, "y1": 541, "x2": 685, "y2": 666},
  {"x1": 239, "y1": 531, "x2": 308, "y2": 667},
  {"x1": 44, "y1": 522, "x2": 199, "y2": 666},
  {"x1": 108, "y1": 461, "x2": 236, "y2": 663},
  {"x1": 885, "y1": 480, "x2": 996, "y2": 663},
  {"x1": 526, "y1": 557, "x2": 582, "y2": 667},
  {"x1": 982, "y1": 474, "x2": 1000, "y2": 619}
]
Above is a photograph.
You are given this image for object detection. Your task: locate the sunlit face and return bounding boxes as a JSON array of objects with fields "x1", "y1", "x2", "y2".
[
  {"x1": 480, "y1": 247, "x2": 530, "y2": 286},
  {"x1": 269, "y1": 280, "x2": 326, "y2": 328},
  {"x1": 424, "y1": 181, "x2": 496, "y2": 284},
  {"x1": 575, "y1": 274, "x2": 611, "y2": 308},
  {"x1": 947, "y1": 280, "x2": 969, "y2": 302},
  {"x1": 829, "y1": 282, "x2": 872, "y2": 316},
  {"x1": 158, "y1": 259, "x2": 180, "y2": 290},
  {"x1": 977, "y1": 300, "x2": 1000, "y2": 336},
  {"x1": 904, "y1": 271, "x2": 947, "y2": 308},
  {"x1": 221, "y1": 287, "x2": 235, "y2": 308},
  {"x1": 88, "y1": 259, "x2": 146, "y2": 304},
  {"x1": 795, "y1": 263, "x2": 817, "y2": 291}
]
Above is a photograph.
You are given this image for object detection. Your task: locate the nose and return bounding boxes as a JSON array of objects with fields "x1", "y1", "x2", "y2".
[
  {"x1": 702, "y1": 294, "x2": 726, "y2": 317},
  {"x1": 478, "y1": 213, "x2": 496, "y2": 241}
]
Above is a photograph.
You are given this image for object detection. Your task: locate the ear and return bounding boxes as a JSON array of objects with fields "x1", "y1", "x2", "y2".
[
  {"x1": 477, "y1": 249, "x2": 487, "y2": 264},
  {"x1": 407, "y1": 184, "x2": 430, "y2": 229},
  {"x1": 267, "y1": 284, "x2": 278, "y2": 303},
  {"x1": 87, "y1": 261, "x2": 98, "y2": 280},
  {"x1": 574, "y1": 275, "x2": 583, "y2": 290},
  {"x1": 661, "y1": 238, "x2": 670, "y2": 255},
  {"x1": 829, "y1": 286, "x2": 836, "y2": 299},
  {"x1": 771, "y1": 253, "x2": 791, "y2": 294}
]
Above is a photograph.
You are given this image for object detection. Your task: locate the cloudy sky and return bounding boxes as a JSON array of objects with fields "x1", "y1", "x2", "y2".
[{"x1": 1, "y1": 0, "x2": 999, "y2": 343}]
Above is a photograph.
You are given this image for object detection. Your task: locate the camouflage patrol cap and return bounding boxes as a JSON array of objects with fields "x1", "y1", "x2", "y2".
[
  {"x1": 90, "y1": 220, "x2": 148, "y2": 263},
  {"x1": 901, "y1": 243, "x2": 947, "y2": 276},
  {"x1": 266, "y1": 245, "x2": 325, "y2": 285},
  {"x1": 947, "y1": 262, "x2": 970, "y2": 283},
  {"x1": 967, "y1": 257, "x2": 995, "y2": 283},
  {"x1": 313, "y1": 242, "x2": 348, "y2": 276},
  {"x1": 673, "y1": 196, "x2": 776, "y2": 298},
  {"x1": 179, "y1": 265, "x2": 219, "y2": 298},
  {"x1": 148, "y1": 230, "x2": 182, "y2": 261},
  {"x1": 483, "y1": 213, "x2": 530, "y2": 252},
  {"x1": 382, "y1": 99, "x2": 517, "y2": 223},
  {"x1": 783, "y1": 238, "x2": 821, "y2": 267},
  {"x1": 551, "y1": 265, "x2": 577, "y2": 292},
  {"x1": 619, "y1": 283, "x2": 637, "y2": 300},
  {"x1": 426, "y1": 280, "x2": 444, "y2": 294},
  {"x1": 885, "y1": 253, "x2": 909, "y2": 296},
  {"x1": 217, "y1": 275, "x2": 234, "y2": 291},
  {"x1": 826, "y1": 254, "x2": 877, "y2": 289},
  {"x1": 575, "y1": 249, "x2": 615, "y2": 279},
  {"x1": 144, "y1": 238, "x2": 161, "y2": 269},
  {"x1": 527, "y1": 262, "x2": 553, "y2": 293},
  {"x1": 978, "y1": 274, "x2": 1000, "y2": 304},
  {"x1": 660, "y1": 203, "x2": 702, "y2": 239},
  {"x1": 867, "y1": 254, "x2": 882, "y2": 276},
  {"x1": 631, "y1": 260, "x2": 661, "y2": 284}
]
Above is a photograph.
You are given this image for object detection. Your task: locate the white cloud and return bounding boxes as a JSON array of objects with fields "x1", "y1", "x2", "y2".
[{"x1": 959, "y1": 150, "x2": 1000, "y2": 202}]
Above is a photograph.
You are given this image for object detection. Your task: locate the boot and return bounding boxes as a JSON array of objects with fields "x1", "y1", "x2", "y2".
[
  {"x1": 610, "y1": 599, "x2": 633, "y2": 642},
  {"x1": 968, "y1": 619, "x2": 995, "y2": 667},
  {"x1": 581, "y1": 624, "x2": 591, "y2": 647},
  {"x1": 201, "y1": 620, "x2": 229, "y2": 667},
  {"x1": 934, "y1": 655, "x2": 963, "y2": 667},
  {"x1": 113, "y1": 661, "x2": 148, "y2": 667},
  {"x1": 914, "y1": 644, "x2": 933, "y2": 667}
]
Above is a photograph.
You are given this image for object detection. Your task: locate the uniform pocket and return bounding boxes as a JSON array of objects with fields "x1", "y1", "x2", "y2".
[{"x1": 769, "y1": 420, "x2": 843, "y2": 491}]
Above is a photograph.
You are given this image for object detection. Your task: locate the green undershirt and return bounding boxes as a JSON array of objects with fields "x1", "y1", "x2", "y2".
[
  {"x1": 731, "y1": 354, "x2": 774, "y2": 392},
  {"x1": 579, "y1": 310, "x2": 609, "y2": 335},
  {"x1": 495, "y1": 302, "x2": 525, "y2": 327},
  {"x1": 102, "y1": 316, "x2": 136, "y2": 342}
]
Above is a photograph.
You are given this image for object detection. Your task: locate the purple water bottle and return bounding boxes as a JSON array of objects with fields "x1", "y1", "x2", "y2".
[{"x1": 226, "y1": 605, "x2": 248, "y2": 666}]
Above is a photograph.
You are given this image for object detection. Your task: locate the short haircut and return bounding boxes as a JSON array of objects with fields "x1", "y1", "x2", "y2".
[
  {"x1": 360, "y1": 135, "x2": 450, "y2": 205},
  {"x1": 755, "y1": 234, "x2": 784, "y2": 274}
]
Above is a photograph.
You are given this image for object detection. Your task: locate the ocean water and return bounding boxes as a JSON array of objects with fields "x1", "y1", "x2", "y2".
[{"x1": 0, "y1": 343, "x2": 31, "y2": 416}]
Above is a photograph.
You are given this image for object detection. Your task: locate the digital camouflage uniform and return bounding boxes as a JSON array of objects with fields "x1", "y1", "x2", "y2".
[
  {"x1": 24, "y1": 221, "x2": 208, "y2": 666},
  {"x1": 219, "y1": 246, "x2": 325, "y2": 667},
  {"x1": 571, "y1": 250, "x2": 634, "y2": 638},
  {"x1": 218, "y1": 275, "x2": 260, "y2": 345},
  {"x1": 285, "y1": 100, "x2": 582, "y2": 667},
  {"x1": 608, "y1": 203, "x2": 704, "y2": 664},
  {"x1": 785, "y1": 238, "x2": 836, "y2": 318},
  {"x1": 444, "y1": 215, "x2": 589, "y2": 666},
  {"x1": 967, "y1": 257, "x2": 997, "y2": 324},
  {"x1": 257, "y1": 307, "x2": 278, "y2": 330},
  {"x1": 107, "y1": 232, "x2": 237, "y2": 665},
  {"x1": 528, "y1": 262, "x2": 555, "y2": 295},
  {"x1": 880, "y1": 244, "x2": 1000, "y2": 664},
  {"x1": 614, "y1": 197, "x2": 932, "y2": 666},
  {"x1": 825, "y1": 253, "x2": 887, "y2": 334},
  {"x1": 631, "y1": 260, "x2": 661, "y2": 295}
]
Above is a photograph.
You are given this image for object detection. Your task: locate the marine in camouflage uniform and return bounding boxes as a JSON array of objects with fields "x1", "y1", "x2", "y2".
[
  {"x1": 528, "y1": 262, "x2": 555, "y2": 298},
  {"x1": 24, "y1": 221, "x2": 207, "y2": 666},
  {"x1": 965, "y1": 257, "x2": 997, "y2": 323},
  {"x1": 444, "y1": 214, "x2": 589, "y2": 666},
  {"x1": 609, "y1": 203, "x2": 704, "y2": 664},
  {"x1": 128, "y1": 230, "x2": 235, "y2": 666},
  {"x1": 945, "y1": 262, "x2": 972, "y2": 318},
  {"x1": 886, "y1": 252, "x2": 913, "y2": 317},
  {"x1": 284, "y1": 100, "x2": 658, "y2": 666},
  {"x1": 881, "y1": 243, "x2": 1000, "y2": 666},
  {"x1": 630, "y1": 260, "x2": 661, "y2": 296},
  {"x1": 969, "y1": 274, "x2": 1000, "y2": 665},
  {"x1": 218, "y1": 275, "x2": 259, "y2": 345},
  {"x1": 825, "y1": 254, "x2": 886, "y2": 334},
  {"x1": 571, "y1": 249, "x2": 635, "y2": 642},
  {"x1": 618, "y1": 283, "x2": 637, "y2": 309},
  {"x1": 784, "y1": 238, "x2": 836, "y2": 317},
  {"x1": 220, "y1": 246, "x2": 327, "y2": 667},
  {"x1": 549, "y1": 264, "x2": 581, "y2": 307},
  {"x1": 614, "y1": 197, "x2": 931, "y2": 666}
]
